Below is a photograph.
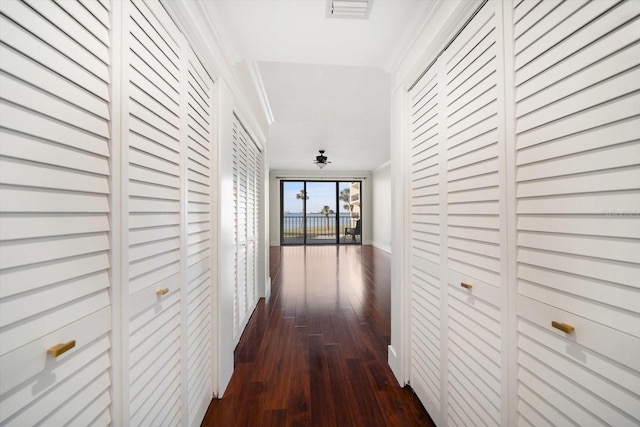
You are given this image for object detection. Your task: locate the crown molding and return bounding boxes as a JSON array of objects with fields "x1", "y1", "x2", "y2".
[
  {"x1": 382, "y1": 0, "x2": 437, "y2": 74},
  {"x1": 161, "y1": 0, "x2": 268, "y2": 144},
  {"x1": 247, "y1": 61, "x2": 274, "y2": 126},
  {"x1": 372, "y1": 160, "x2": 391, "y2": 172},
  {"x1": 391, "y1": 0, "x2": 483, "y2": 92}
]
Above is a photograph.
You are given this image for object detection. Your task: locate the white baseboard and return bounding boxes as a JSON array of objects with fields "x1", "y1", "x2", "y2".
[
  {"x1": 388, "y1": 345, "x2": 404, "y2": 385},
  {"x1": 372, "y1": 241, "x2": 391, "y2": 253},
  {"x1": 265, "y1": 276, "x2": 271, "y2": 299}
]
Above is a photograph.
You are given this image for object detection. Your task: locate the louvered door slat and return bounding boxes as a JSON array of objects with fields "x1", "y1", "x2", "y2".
[
  {"x1": 408, "y1": 60, "x2": 443, "y2": 420},
  {"x1": 1, "y1": 74, "x2": 108, "y2": 137},
  {"x1": 0, "y1": 1, "x2": 112, "y2": 424},
  {"x1": 232, "y1": 114, "x2": 262, "y2": 342},
  {"x1": 0, "y1": 16, "x2": 108, "y2": 100},
  {"x1": 0, "y1": 0, "x2": 109, "y2": 83},
  {"x1": 185, "y1": 47, "x2": 214, "y2": 427},
  {"x1": 232, "y1": 126, "x2": 239, "y2": 337},
  {"x1": 514, "y1": 1, "x2": 640, "y2": 425},
  {"x1": 54, "y1": 0, "x2": 110, "y2": 46},
  {"x1": 126, "y1": 1, "x2": 183, "y2": 424},
  {"x1": 25, "y1": 0, "x2": 109, "y2": 63},
  {"x1": 445, "y1": 3, "x2": 502, "y2": 287},
  {"x1": 0, "y1": 46, "x2": 108, "y2": 120},
  {"x1": 442, "y1": 3, "x2": 504, "y2": 425}
]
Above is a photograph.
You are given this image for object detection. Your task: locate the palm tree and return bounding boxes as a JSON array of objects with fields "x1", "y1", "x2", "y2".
[
  {"x1": 340, "y1": 187, "x2": 351, "y2": 230},
  {"x1": 295, "y1": 189, "x2": 308, "y2": 234},
  {"x1": 320, "y1": 205, "x2": 331, "y2": 231},
  {"x1": 296, "y1": 189, "x2": 308, "y2": 207},
  {"x1": 340, "y1": 188, "x2": 351, "y2": 212}
]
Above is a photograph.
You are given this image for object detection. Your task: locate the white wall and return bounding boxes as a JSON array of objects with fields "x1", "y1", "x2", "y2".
[
  {"x1": 269, "y1": 170, "x2": 372, "y2": 246},
  {"x1": 371, "y1": 162, "x2": 391, "y2": 253}
]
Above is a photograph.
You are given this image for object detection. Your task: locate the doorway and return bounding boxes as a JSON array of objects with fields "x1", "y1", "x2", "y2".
[{"x1": 281, "y1": 180, "x2": 362, "y2": 245}]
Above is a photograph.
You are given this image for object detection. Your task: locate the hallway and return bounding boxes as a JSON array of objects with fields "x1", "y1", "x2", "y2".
[{"x1": 203, "y1": 246, "x2": 433, "y2": 426}]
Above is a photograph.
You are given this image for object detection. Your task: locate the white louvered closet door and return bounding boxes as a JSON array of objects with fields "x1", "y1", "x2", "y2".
[
  {"x1": 231, "y1": 119, "x2": 240, "y2": 339},
  {"x1": 232, "y1": 114, "x2": 262, "y2": 343},
  {"x1": 443, "y1": 2, "x2": 505, "y2": 425},
  {"x1": 125, "y1": 0, "x2": 184, "y2": 425},
  {"x1": 253, "y1": 144, "x2": 266, "y2": 305},
  {"x1": 246, "y1": 136, "x2": 258, "y2": 311},
  {"x1": 407, "y1": 61, "x2": 445, "y2": 422},
  {"x1": 184, "y1": 46, "x2": 214, "y2": 427},
  {"x1": 233, "y1": 115, "x2": 248, "y2": 340},
  {"x1": 253, "y1": 142, "x2": 263, "y2": 301},
  {"x1": 512, "y1": 0, "x2": 640, "y2": 425},
  {"x1": 0, "y1": 0, "x2": 113, "y2": 425}
]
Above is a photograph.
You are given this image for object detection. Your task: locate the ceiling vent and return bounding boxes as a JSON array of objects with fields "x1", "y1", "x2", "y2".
[{"x1": 327, "y1": 0, "x2": 373, "y2": 19}]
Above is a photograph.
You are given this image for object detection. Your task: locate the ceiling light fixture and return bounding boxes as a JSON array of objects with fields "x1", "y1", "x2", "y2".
[
  {"x1": 314, "y1": 150, "x2": 331, "y2": 169},
  {"x1": 327, "y1": 0, "x2": 373, "y2": 19}
]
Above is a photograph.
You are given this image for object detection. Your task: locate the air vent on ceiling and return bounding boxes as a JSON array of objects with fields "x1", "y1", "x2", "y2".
[{"x1": 327, "y1": 0, "x2": 373, "y2": 19}]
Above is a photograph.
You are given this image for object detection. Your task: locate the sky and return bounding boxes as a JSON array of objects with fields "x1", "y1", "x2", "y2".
[{"x1": 283, "y1": 181, "x2": 355, "y2": 213}]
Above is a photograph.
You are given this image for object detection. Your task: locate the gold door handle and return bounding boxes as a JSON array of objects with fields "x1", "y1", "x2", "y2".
[
  {"x1": 551, "y1": 321, "x2": 575, "y2": 334},
  {"x1": 156, "y1": 288, "x2": 169, "y2": 296},
  {"x1": 47, "y1": 340, "x2": 76, "y2": 358},
  {"x1": 460, "y1": 282, "x2": 472, "y2": 290}
]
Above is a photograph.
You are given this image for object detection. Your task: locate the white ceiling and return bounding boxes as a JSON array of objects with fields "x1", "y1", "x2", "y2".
[
  {"x1": 203, "y1": 0, "x2": 434, "y2": 172},
  {"x1": 260, "y1": 62, "x2": 390, "y2": 171}
]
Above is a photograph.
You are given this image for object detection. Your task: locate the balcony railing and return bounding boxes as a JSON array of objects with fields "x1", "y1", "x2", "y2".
[{"x1": 282, "y1": 214, "x2": 358, "y2": 243}]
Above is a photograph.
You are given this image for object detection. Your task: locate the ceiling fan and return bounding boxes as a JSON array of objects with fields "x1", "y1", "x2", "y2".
[{"x1": 314, "y1": 150, "x2": 331, "y2": 169}]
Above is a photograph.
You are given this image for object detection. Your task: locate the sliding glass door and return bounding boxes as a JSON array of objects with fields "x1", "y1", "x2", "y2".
[{"x1": 281, "y1": 180, "x2": 362, "y2": 245}]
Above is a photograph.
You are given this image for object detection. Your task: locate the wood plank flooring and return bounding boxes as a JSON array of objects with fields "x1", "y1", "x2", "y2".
[{"x1": 202, "y1": 245, "x2": 434, "y2": 427}]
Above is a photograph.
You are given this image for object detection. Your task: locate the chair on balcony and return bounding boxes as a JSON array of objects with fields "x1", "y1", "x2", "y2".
[{"x1": 344, "y1": 219, "x2": 361, "y2": 242}]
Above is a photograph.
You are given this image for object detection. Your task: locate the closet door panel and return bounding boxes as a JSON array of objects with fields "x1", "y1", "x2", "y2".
[
  {"x1": 407, "y1": 63, "x2": 443, "y2": 419},
  {"x1": 513, "y1": 1, "x2": 640, "y2": 425},
  {"x1": 125, "y1": 0, "x2": 184, "y2": 424},
  {"x1": 0, "y1": 308, "x2": 111, "y2": 423},
  {"x1": 443, "y1": 2, "x2": 504, "y2": 425},
  {"x1": 231, "y1": 114, "x2": 261, "y2": 343},
  {"x1": 444, "y1": 2, "x2": 503, "y2": 290},
  {"x1": 447, "y1": 269, "x2": 501, "y2": 411},
  {"x1": 518, "y1": 296, "x2": 640, "y2": 425},
  {"x1": 185, "y1": 48, "x2": 214, "y2": 426},
  {"x1": 0, "y1": 0, "x2": 112, "y2": 425}
]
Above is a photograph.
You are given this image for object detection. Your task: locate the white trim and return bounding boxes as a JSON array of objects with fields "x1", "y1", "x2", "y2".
[
  {"x1": 493, "y1": 1, "x2": 511, "y2": 426},
  {"x1": 372, "y1": 241, "x2": 391, "y2": 254},
  {"x1": 435, "y1": 56, "x2": 449, "y2": 426},
  {"x1": 109, "y1": 1, "x2": 125, "y2": 424},
  {"x1": 261, "y1": 151, "x2": 270, "y2": 299},
  {"x1": 247, "y1": 61, "x2": 274, "y2": 125},
  {"x1": 210, "y1": 73, "x2": 221, "y2": 399},
  {"x1": 387, "y1": 345, "x2": 399, "y2": 376},
  {"x1": 265, "y1": 277, "x2": 272, "y2": 300},
  {"x1": 389, "y1": 86, "x2": 407, "y2": 385},
  {"x1": 372, "y1": 160, "x2": 391, "y2": 172},
  {"x1": 161, "y1": 1, "x2": 268, "y2": 146},
  {"x1": 272, "y1": 170, "x2": 370, "y2": 180},
  {"x1": 501, "y1": 1, "x2": 519, "y2": 425},
  {"x1": 117, "y1": 1, "x2": 132, "y2": 423},
  {"x1": 178, "y1": 31, "x2": 190, "y2": 427},
  {"x1": 382, "y1": 0, "x2": 439, "y2": 73},
  {"x1": 391, "y1": 0, "x2": 482, "y2": 92}
]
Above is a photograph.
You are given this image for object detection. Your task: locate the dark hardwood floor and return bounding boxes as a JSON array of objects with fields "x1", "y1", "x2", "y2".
[{"x1": 202, "y1": 245, "x2": 434, "y2": 427}]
